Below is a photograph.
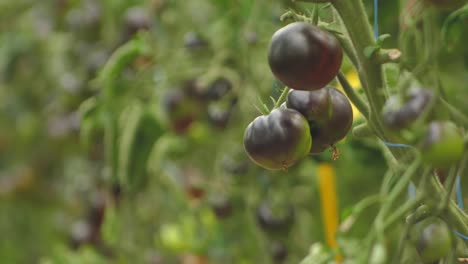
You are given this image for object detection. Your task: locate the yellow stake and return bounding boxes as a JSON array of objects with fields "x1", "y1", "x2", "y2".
[{"x1": 317, "y1": 163, "x2": 341, "y2": 261}]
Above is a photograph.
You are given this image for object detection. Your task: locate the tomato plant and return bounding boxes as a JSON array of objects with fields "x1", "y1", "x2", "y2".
[{"x1": 2, "y1": 0, "x2": 467, "y2": 263}]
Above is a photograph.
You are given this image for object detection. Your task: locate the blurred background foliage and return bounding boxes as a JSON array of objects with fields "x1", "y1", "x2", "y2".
[{"x1": 0, "y1": 0, "x2": 466, "y2": 263}]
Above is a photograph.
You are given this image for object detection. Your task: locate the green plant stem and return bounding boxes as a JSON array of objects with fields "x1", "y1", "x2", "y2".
[
  {"x1": 352, "y1": 123, "x2": 375, "y2": 139},
  {"x1": 392, "y1": 223, "x2": 410, "y2": 264},
  {"x1": 430, "y1": 176, "x2": 468, "y2": 236},
  {"x1": 332, "y1": 0, "x2": 387, "y2": 140},
  {"x1": 337, "y1": 72, "x2": 370, "y2": 119},
  {"x1": 383, "y1": 194, "x2": 424, "y2": 230},
  {"x1": 438, "y1": 166, "x2": 458, "y2": 212},
  {"x1": 439, "y1": 97, "x2": 468, "y2": 127}
]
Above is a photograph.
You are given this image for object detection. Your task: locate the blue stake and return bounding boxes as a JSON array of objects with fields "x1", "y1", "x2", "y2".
[{"x1": 374, "y1": 0, "x2": 378, "y2": 40}]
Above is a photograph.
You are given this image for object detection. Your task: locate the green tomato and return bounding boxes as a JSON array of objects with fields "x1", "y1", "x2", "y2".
[
  {"x1": 410, "y1": 217, "x2": 452, "y2": 263},
  {"x1": 420, "y1": 121, "x2": 464, "y2": 168}
]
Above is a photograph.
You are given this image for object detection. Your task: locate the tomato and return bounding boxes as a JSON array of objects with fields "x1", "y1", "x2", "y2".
[
  {"x1": 205, "y1": 77, "x2": 232, "y2": 101},
  {"x1": 268, "y1": 22, "x2": 343, "y2": 91},
  {"x1": 420, "y1": 121, "x2": 464, "y2": 168},
  {"x1": 122, "y1": 6, "x2": 150, "y2": 42},
  {"x1": 286, "y1": 87, "x2": 353, "y2": 153},
  {"x1": 383, "y1": 88, "x2": 433, "y2": 130},
  {"x1": 184, "y1": 32, "x2": 208, "y2": 50},
  {"x1": 271, "y1": 241, "x2": 288, "y2": 263},
  {"x1": 256, "y1": 202, "x2": 295, "y2": 234},
  {"x1": 410, "y1": 217, "x2": 452, "y2": 263},
  {"x1": 207, "y1": 98, "x2": 237, "y2": 129},
  {"x1": 243, "y1": 108, "x2": 312, "y2": 170},
  {"x1": 210, "y1": 196, "x2": 233, "y2": 219},
  {"x1": 162, "y1": 89, "x2": 202, "y2": 134}
]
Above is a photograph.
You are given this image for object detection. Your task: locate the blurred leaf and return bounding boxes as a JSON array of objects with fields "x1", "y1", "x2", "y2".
[{"x1": 118, "y1": 102, "x2": 164, "y2": 192}]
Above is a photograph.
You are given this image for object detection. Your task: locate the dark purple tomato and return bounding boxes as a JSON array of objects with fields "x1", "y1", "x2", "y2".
[
  {"x1": 184, "y1": 32, "x2": 208, "y2": 50},
  {"x1": 268, "y1": 22, "x2": 343, "y2": 90},
  {"x1": 162, "y1": 89, "x2": 202, "y2": 134},
  {"x1": 205, "y1": 77, "x2": 232, "y2": 101},
  {"x1": 271, "y1": 241, "x2": 288, "y2": 263},
  {"x1": 207, "y1": 107, "x2": 231, "y2": 129},
  {"x1": 207, "y1": 97, "x2": 237, "y2": 129},
  {"x1": 210, "y1": 196, "x2": 233, "y2": 219},
  {"x1": 256, "y1": 202, "x2": 295, "y2": 234},
  {"x1": 286, "y1": 87, "x2": 353, "y2": 153},
  {"x1": 383, "y1": 88, "x2": 434, "y2": 130},
  {"x1": 410, "y1": 217, "x2": 452, "y2": 263},
  {"x1": 123, "y1": 6, "x2": 150, "y2": 39},
  {"x1": 244, "y1": 108, "x2": 312, "y2": 170},
  {"x1": 420, "y1": 121, "x2": 464, "y2": 168}
]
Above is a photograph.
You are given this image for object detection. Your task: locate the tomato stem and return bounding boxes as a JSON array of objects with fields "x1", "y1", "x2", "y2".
[
  {"x1": 337, "y1": 72, "x2": 370, "y2": 119},
  {"x1": 332, "y1": 0, "x2": 388, "y2": 140},
  {"x1": 274, "y1": 87, "x2": 290, "y2": 109}
]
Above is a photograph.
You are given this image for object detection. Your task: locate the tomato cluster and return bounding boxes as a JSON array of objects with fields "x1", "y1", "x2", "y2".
[
  {"x1": 162, "y1": 78, "x2": 237, "y2": 134},
  {"x1": 244, "y1": 22, "x2": 352, "y2": 170}
]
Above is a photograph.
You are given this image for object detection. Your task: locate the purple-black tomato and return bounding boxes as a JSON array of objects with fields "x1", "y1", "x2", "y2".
[
  {"x1": 286, "y1": 87, "x2": 353, "y2": 153},
  {"x1": 243, "y1": 108, "x2": 312, "y2": 170},
  {"x1": 256, "y1": 202, "x2": 295, "y2": 235},
  {"x1": 162, "y1": 89, "x2": 202, "y2": 134},
  {"x1": 268, "y1": 22, "x2": 343, "y2": 90},
  {"x1": 383, "y1": 88, "x2": 434, "y2": 130}
]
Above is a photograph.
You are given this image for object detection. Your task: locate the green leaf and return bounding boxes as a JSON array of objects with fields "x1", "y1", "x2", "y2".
[
  {"x1": 118, "y1": 102, "x2": 164, "y2": 192},
  {"x1": 376, "y1": 34, "x2": 391, "y2": 45},
  {"x1": 364, "y1": 46, "x2": 379, "y2": 59}
]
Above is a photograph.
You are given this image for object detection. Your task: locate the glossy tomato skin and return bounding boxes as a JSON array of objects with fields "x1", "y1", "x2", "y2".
[
  {"x1": 268, "y1": 22, "x2": 343, "y2": 90},
  {"x1": 421, "y1": 121, "x2": 464, "y2": 168},
  {"x1": 411, "y1": 217, "x2": 452, "y2": 263},
  {"x1": 286, "y1": 87, "x2": 353, "y2": 153},
  {"x1": 383, "y1": 88, "x2": 434, "y2": 130},
  {"x1": 244, "y1": 108, "x2": 312, "y2": 170}
]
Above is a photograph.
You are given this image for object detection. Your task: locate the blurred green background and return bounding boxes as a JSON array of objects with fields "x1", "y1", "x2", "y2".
[{"x1": 0, "y1": 0, "x2": 467, "y2": 263}]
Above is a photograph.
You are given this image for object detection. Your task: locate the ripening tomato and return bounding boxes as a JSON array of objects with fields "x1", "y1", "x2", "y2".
[
  {"x1": 420, "y1": 121, "x2": 464, "y2": 168},
  {"x1": 243, "y1": 108, "x2": 312, "y2": 170},
  {"x1": 286, "y1": 87, "x2": 353, "y2": 153},
  {"x1": 383, "y1": 88, "x2": 434, "y2": 130},
  {"x1": 410, "y1": 217, "x2": 452, "y2": 263}
]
